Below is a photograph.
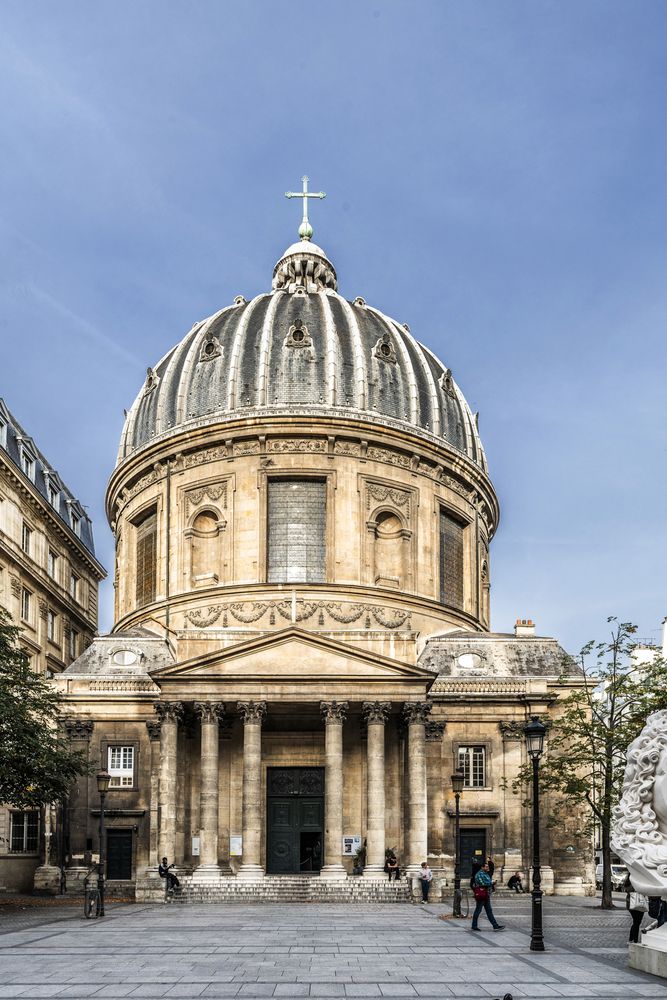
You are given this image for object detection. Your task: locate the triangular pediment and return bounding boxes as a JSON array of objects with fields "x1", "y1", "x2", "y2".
[{"x1": 151, "y1": 627, "x2": 434, "y2": 684}]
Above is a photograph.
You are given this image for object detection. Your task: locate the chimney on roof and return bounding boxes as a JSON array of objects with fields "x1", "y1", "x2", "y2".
[{"x1": 515, "y1": 618, "x2": 535, "y2": 638}]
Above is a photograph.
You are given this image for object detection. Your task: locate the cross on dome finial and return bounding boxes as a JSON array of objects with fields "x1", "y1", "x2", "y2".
[{"x1": 285, "y1": 175, "x2": 326, "y2": 241}]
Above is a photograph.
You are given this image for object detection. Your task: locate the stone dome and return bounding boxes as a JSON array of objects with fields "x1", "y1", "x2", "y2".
[{"x1": 118, "y1": 239, "x2": 487, "y2": 470}]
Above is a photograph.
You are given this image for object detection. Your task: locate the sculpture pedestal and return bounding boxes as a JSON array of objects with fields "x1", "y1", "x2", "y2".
[{"x1": 630, "y1": 926, "x2": 667, "y2": 979}]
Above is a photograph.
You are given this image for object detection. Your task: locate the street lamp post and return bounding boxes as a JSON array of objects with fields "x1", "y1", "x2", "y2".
[
  {"x1": 524, "y1": 716, "x2": 547, "y2": 952},
  {"x1": 96, "y1": 769, "x2": 111, "y2": 917},
  {"x1": 451, "y1": 767, "x2": 465, "y2": 918}
]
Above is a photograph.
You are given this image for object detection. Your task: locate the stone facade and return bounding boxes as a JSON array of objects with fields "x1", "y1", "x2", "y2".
[
  {"x1": 0, "y1": 399, "x2": 105, "y2": 892},
  {"x1": 51, "y1": 234, "x2": 592, "y2": 900}
]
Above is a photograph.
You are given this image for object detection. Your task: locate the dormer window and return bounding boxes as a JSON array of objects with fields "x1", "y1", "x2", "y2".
[
  {"x1": 284, "y1": 318, "x2": 312, "y2": 349},
  {"x1": 0, "y1": 418, "x2": 6, "y2": 449},
  {"x1": 199, "y1": 335, "x2": 222, "y2": 363},
  {"x1": 373, "y1": 334, "x2": 397, "y2": 364},
  {"x1": 48, "y1": 483, "x2": 59, "y2": 510},
  {"x1": 70, "y1": 510, "x2": 81, "y2": 538},
  {"x1": 20, "y1": 448, "x2": 35, "y2": 482}
]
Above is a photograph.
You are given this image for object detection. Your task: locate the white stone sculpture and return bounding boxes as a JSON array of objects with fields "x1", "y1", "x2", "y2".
[{"x1": 612, "y1": 710, "x2": 667, "y2": 973}]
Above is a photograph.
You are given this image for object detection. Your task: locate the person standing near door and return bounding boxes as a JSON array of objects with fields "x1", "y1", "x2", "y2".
[{"x1": 419, "y1": 861, "x2": 433, "y2": 903}]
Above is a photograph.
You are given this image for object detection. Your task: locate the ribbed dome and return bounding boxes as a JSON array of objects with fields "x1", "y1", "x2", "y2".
[{"x1": 118, "y1": 240, "x2": 487, "y2": 470}]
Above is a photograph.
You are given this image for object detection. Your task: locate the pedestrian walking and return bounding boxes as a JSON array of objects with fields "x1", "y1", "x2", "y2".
[
  {"x1": 419, "y1": 861, "x2": 433, "y2": 903},
  {"x1": 471, "y1": 862, "x2": 504, "y2": 931},
  {"x1": 625, "y1": 876, "x2": 648, "y2": 943}
]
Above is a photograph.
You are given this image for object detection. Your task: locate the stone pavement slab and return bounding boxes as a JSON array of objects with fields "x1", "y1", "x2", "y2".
[{"x1": 0, "y1": 897, "x2": 666, "y2": 999}]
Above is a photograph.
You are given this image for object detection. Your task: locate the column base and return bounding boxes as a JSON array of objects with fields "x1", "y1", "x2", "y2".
[
  {"x1": 236, "y1": 864, "x2": 265, "y2": 880},
  {"x1": 405, "y1": 864, "x2": 425, "y2": 878},
  {"x1": 192, "y1": 864, "x2": 224, "y2": 882},
  {"x1": 319, "y1": 865, "x2": 348, "y2": 881},
  {"x1": 362, "y1": 865, "x2": 385, "y2": 878}
]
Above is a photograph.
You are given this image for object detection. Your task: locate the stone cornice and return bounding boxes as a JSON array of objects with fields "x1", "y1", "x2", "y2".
[
  {"x1": 106, "y1": 417, "x2": 499, "y2": 536},
  {"x1": 0, "y1": 454, "x2": 106, "y2": 580},
  {"x1": 0, "y1": 536, "x2": 99, "y2": 631},
  {"x1": 113, "y1": 582, "x2": 484, "y2": 638}
]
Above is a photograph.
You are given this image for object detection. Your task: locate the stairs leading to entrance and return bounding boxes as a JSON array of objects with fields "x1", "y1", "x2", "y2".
[{"x1": 168, "y1": 875, "x2": 412, "y2": 904}]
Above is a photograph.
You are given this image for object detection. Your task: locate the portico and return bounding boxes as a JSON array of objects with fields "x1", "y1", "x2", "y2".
[{"x1": 141, "y1": 627, "x2": 434, "y2": 889}]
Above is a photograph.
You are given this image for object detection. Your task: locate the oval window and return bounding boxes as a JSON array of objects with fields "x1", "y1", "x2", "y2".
[
  {"x1": 111, "y1": 649, "x2": 138, "y2": 667},
  {"x1": 457, "y1": 652, "x2": 482, "y2": 671}
]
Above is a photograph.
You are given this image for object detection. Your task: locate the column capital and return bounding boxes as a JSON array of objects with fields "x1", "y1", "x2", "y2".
[
  {"x1": 238, "y1": 701, "x2": 266, "y2": 724},
  {"x1": 425, "y1": 720, "x2": 446, "y2": 742},
  {"x1": 499, "y1": 721, "x2": 524, "y2": 741},
  {"x1": 403, "y1": 701, "x2": 432, "y2": 725},
  {"x1": 64, "y1": 718, "x2": 94, "y2": 741},
  {"x1": 194, "y1": 701, "x2": 226, "y2": 723},
  {"x1": 362, "y1": 701, "x2": 391, "y2": 724},
  {"x1": 321, "y1": 701, "x2": 348, "y2": 723},
  {"x1": 154, "y1": 701, "x2": 184, "y2": 724},
  {"x1": 146, "y1": 720, "x2": 161, "y2": 741}
]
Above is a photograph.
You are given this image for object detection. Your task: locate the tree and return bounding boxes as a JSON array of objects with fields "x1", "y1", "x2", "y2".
[
  {"x1": 514, "y1": 619, "x2": 667, "y2": 909},
  {"x1": 0, "y1": 607, "x2": 87, "y2": 808}
]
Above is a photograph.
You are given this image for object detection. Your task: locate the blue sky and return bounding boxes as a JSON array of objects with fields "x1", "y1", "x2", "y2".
[{"x1": 1, "y1": 1, "x2": 664, "y2": 653}]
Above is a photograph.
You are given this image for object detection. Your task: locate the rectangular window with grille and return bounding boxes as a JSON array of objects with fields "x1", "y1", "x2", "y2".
[
  {"x1": 47, "y1": 609, "x2": 57, "y2": 642},
  {"x1": 267, "y1": 479, "x2": 326, "y2": 584},
  {"x1": 135, "y1": 509, "x2": 157, "y2": 606},
  {"x1": 108, "y1": 745, "x2": 135, "y2": 787},
  {"x1": 10, "y1": 811, "x2": 39, "y2": 853},
  {"x1": 21, "y1": 522, "x2": 32, "y2": 555},
  {"x1": 439, "y1": 510, "x2": 464, "y2": 609},
  {"x1": 458, "y1": 745, "x2": 486, "y2": 787},
  {"x1": 21, "y1": 588, "x2": 32, "y2": 622}
]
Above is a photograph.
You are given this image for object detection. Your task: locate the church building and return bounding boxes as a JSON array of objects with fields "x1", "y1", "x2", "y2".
[{"x1": 50, "y1": 189, "x2": 591, "y2": 901}]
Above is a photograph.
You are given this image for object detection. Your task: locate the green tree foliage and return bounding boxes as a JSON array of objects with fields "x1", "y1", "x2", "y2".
[
  {"x1": 515, "y1": 620, "x2": 667, "y2": 909},
  {"x1": 0, "y1": 606, "x2": 86, "y2": 807}
]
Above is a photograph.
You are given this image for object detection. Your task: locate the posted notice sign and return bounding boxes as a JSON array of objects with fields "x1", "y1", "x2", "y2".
[{"x1": 342, "y1": 836, "x2": 361, "y2": 856}]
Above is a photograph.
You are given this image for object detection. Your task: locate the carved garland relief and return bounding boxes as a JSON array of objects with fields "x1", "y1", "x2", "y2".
[{"x1": 183, "y1": 599, "x2": 412, "y2": 631}]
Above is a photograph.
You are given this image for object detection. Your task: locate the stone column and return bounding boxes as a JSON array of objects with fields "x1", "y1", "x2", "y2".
[
  {"x1": 145, "y1": 720, "x2": 162, "y2": 869},
  {"x1": 362, "y1": 702, "x2": 390, "y2": 876},
  {"x1": 403, "y1": 702, "x2": 431, "y2": 876},
  {"x1": 320, "y1": 701, "x2": 348, "y2": 879},
  {"x1": 426, "y1": 721, "x2": 446, "y2": 856},
  {"x1": 237, "y1": 701, "x2": 266, "y2": 880},
  {"x1": 154, "y1": 702, "x2": 183, "y2": 865},
  {"x1": 63, "y1": 719, "x2": 94, "y2": 893},
  {"x1": 499, "y1": 721, "x2": 526, "y2": 881},
  {"x1": 194, "y1": 702, "x2": 225, "y2": 875}
]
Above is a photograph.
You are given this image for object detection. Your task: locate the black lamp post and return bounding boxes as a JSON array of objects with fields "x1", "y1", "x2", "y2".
[
  {"x1": 96, "y1": 769, "x2": 111, "y2": 917},
  {"x1": 451, "y1": 766, "x2": 465, "y2": 917},
  {"x1": 525, "y1": 716, "x2": 547, "y2": 952}
]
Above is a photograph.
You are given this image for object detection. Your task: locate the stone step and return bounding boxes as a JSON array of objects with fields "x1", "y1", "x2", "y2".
[{"x1": 165, "y1": 875, "x2": 412, "y2": 905}]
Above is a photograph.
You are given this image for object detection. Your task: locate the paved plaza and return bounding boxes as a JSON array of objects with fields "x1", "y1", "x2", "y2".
[{"x1": 0, "y1": 895, "x2": 665, "y2": 1000}]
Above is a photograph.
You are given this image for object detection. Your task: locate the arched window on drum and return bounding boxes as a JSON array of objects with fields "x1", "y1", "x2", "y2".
[
  {"x1": 370, "y1": 509, "x2": 412, "y2": 591},
  {"x1": 185, "y1": 508, "x2": 226, "y2": 588}
]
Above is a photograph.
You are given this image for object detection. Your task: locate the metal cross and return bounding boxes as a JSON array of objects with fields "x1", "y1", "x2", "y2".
[{"x1": 285, "y1": 175, "x2": 326, "y2": 240}]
